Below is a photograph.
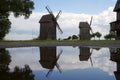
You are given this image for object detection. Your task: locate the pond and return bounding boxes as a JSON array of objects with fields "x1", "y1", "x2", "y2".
[{"x1": 0, "y1": 46, "x2": 119, "y2": 80}]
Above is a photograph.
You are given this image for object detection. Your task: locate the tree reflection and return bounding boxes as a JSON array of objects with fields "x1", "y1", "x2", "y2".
[
  {"x1": 11, "y1": 65, "x2": 34, "y2": 80},
  {"x1": 0, "y1": 48, "x2": 11, "y2": 80},
  {"x1": 0, "y1": 48, "x2": 34, "y2": 80},
  {"x1": 110, "y1": 48, "x2": 120, "y2": 80}
]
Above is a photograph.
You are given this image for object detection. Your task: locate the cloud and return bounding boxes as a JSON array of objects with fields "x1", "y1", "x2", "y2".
[{"x1": 5, "y1": 7, "x2": 115, "y2": 40}]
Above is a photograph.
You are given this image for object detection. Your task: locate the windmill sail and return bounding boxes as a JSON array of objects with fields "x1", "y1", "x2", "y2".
[
  {"x1": 56, "y1": 10, "x2": 62, "y2": 20},
  {"x1": 46, "y1": 6, "x2": 54, "y2": 16},
  {"x1": 45, "y1": 6, "x2": 63, "y2": 34},
  {"x1": 90, "y1": 49, "x2": 93, "y2": 67},
  {"x1": 89, "y1": 16, "x2": 94, "y2": 34}
]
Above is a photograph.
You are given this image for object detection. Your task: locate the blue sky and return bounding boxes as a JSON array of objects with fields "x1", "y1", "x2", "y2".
[{"x1": 34, "y1": 0, "x2": 116, "y2": 14}]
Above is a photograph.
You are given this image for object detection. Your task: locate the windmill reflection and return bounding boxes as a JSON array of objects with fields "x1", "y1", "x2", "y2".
[
  {"x1": 110, "y1": 48, "x2": 120, "y2": 80},
  {"x1": 79, "y1": 47, "x2": 93, "y2": 66},
  {"x1": 39, "y1": 47, "x2": 62, "y2": 77}
]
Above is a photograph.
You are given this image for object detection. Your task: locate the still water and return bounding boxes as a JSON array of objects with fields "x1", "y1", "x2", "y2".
[{"x1": 0, "y1": 46, "x2": 119, "y2": 80}]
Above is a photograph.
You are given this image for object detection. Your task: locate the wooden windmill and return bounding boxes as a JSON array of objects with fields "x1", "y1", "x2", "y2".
[
  {"x1": 79, "y1": 47, "x2": 93, "y2": 67},
  {"x1": 39, "y1": 47, "x2": 62, "y2": 78},
  {"x1": 38, "y1": 6, "x2": 63, "y2": 40},
  {"x1": 79, "y1": 16, "x2": 94, "y2": 40}
]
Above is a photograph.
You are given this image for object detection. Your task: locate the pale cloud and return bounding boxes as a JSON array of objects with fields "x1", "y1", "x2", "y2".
[
  {"x1": 5, "y1": 32, "x2": 37, "y2": 40},
  {"x1": 5, "y1": 7, "x2": 115, "y2": 40}
]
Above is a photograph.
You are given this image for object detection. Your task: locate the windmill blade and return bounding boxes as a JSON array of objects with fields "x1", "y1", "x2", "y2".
[
  {"x1": 57, "y1": 49, "x2": 63, "y2": 61},
  {"x1": 56, "y1": 23, "x2": 63, "y2": 34},
  {"x1": 56, "y1": 10, "x2": 62, "y2": 20},
  {"x1": 46, "y1": 69, "x2": 53, "y2": 78},
  {"x1": 89, "y1": 16, "x2": 94, "y2": 34},
  {"x1": 45, "y1": 6, "x2": 55, "y2": 17},
  {"x1": 90, "y1": 57, "x2": 93, "y2": 67},
  {"x1": 56, "y1": 63, "x2": 62, "y2": 73},
  {"x1": 90, "y1": 48, "x2": 93, "y2": 67},
  {"x1": 90, "y1": 48, "x2": 94, "y2": 53},
  {"x1": 45, "y1": 6, "x2": 53, "y2": 14}
]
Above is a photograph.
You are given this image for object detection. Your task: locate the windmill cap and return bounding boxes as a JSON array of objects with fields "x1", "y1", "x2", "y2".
[
  {"x1": 39, "y1": 14, "x2": 54, "y2": 23},
  {"x1": 79, "y1": 22, "x2": 90, "y2": 28}
]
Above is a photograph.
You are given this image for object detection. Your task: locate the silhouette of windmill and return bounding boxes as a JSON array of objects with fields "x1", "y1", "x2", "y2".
[
  {"x1": 46, "y1": 49, "x2": 62, "y2": 77},
  {"x1": 38, "y1": 6, "x2": 63, "y2": 40},
  {"x1": 79, "y1": 47, "x2": 93, "y2": 67},
  {"x1": 39, "y1": 47, "x2": 62, "y2": 78},
  {"x1": 79, "y1": 16, "x2": 94, "y2": 40}
]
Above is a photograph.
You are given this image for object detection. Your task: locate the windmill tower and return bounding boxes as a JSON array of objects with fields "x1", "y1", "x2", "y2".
[
  {"x1": 38, "y1": 6, "x2": 63, "y2": 40},
  {"x1": 79, "y1": 17, "x2": 93, "y2": 40},
  {"x1": 110, "y1": 0, "x2": 120, "y2": 40}
]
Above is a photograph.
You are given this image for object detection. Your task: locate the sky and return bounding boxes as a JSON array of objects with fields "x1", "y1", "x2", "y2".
[{"x1": 5, "y1": 0, "x2": 117, "y2": 40}]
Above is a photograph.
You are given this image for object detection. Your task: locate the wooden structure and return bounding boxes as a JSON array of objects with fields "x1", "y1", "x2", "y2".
[
  {"x1": 110, "y1": 48, "x2": 120, "y2": 80},
  {"x1": 39, "y1": 15, "x2": 56, "y2": 40},
  {"x1": 79, "y1": 47, "x2": 93, "y2": 66},
  {"x1": 79, "y1": 22, "x2": 91, "y2": 40},
  {"x1": 79, "y1": 47, "x2": 91, "y2": 61},
  {"x1": 79, "y1": 17, "x2": 93, "y2": 40},
  {"x1": 38, "y1": 6, "x2": 63, "y2": 40},
  {"x1": 39, "y1": 47, "x2": 62, "y2": 77},
  {"x1": 39, "y1": 47, "x2": 57, "y2": 69},
  {"x1": 110, "y1": 0, "x2": 120, "y2": 40}
]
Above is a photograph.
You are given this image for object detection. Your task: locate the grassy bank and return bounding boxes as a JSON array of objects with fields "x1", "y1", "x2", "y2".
[{"x1": 0, "y1": 39, "x2": 120, "y2": 42}]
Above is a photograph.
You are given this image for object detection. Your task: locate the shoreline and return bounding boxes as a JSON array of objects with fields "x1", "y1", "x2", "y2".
[{"x1": 0, "y1": 41, "x2": 120, "y2": 48}]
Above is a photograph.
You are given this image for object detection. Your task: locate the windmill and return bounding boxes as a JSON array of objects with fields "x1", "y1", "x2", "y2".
[
  {"x1": 39, "y1": 47, "x2": 62, "y2": 78},
  {"x1": 38, "y1": 6, "x2": 63, "y2": 40},
  {"x1": 46, "y1": 49, "x2": 63, "y2": 78},
  {"x1": 79, "y1": 47, "x2": 93, "y2": 67},
  {"x1": 89, "y1": 16, "x2": 94, "y2": 34},
  {"x1": 79, "y1": 16, "x2": 94, "y2": 40}
]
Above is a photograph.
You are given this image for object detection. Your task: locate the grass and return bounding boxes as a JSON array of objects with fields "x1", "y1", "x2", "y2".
[{"x1": 0, "y1": 39, "x2": 120, "y2": 42}]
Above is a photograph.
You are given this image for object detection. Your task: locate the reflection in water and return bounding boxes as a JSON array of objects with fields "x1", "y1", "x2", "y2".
[
  {"x1": 0, "y1": 48, "x2": 11, "y2": 80},
  {"x1": 79, "y1": 47, "x2": 93, "y2": 66},
  {"x1": 0, "y1": 48, "x2": 35, "y2": 80},
  {"x1": 1, "y1": 46, "x2": 119, "y2": 80},
  {"x1": 39, "y1": 47, "x2": 62, "y2": 77},
  {"x1": 110, "y1": 48, "x2": 120, "y2": 80}
]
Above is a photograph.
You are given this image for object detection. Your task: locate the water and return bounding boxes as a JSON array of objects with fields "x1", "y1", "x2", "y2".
[{"x1": 0, "y1": 46, "x2": 119, "y2": 80}]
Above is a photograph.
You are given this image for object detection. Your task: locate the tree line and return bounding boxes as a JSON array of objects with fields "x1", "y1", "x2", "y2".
[{"x1": 63, "y1": 32, "x2": 116, "y2": 40}]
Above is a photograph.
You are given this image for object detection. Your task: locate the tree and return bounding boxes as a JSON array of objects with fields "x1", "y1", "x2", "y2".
[
  {"x1": 95, "y1": 32, "x2": 102, "y2": 40},
  {"x1": 104, "y1": 33, "x2": 116, "y2": 40},
  {"x1": 67, "y1": 36, "x2": 72, "y2": 40},
  {"x1": 91, "y1": 33, "x2": 96, "y2": 40},
  {"x1": 0, "y1": 0, "x2": 34, "y2": 40},
  {"x1": 72, "y1": 35, "x2": 78, "y2": 40},
  {"x1": 0, "y1": 17, "x2": 11, "y2": 39}
]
